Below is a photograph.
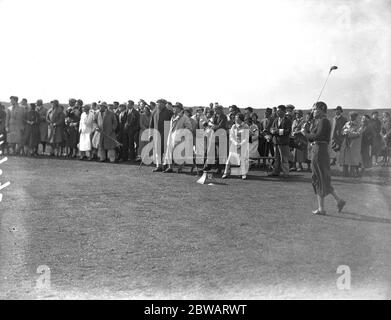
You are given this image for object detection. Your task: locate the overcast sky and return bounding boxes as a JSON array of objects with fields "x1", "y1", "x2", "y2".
[{"x1": 1, "y1": 0, "x2": 390, "y2": 109}]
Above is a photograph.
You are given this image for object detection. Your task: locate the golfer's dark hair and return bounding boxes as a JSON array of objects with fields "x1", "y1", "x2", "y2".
[
  {"x1": 244, "y1": 107, "x2": 253, "y2": 113},
  {"x1": 277, "y1": 105, "x2": 286, "y2": 111},
  {"x1": 315, "y1": 101, "x2": 327, "y2": 113},
  {"x1": 371, "y1": 111, "x2": 379, "y2": 115},
  {"x1": 236, "y1": 113, "x2": 245, "y2": 122}
]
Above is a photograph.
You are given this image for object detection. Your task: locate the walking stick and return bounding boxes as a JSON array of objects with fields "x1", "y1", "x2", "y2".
[{"x1": 100, "y1": 131, "x2": 123, "y2": 147}]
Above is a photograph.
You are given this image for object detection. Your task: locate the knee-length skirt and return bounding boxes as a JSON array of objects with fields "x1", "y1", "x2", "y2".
[{"x1": 311, "y1": 143, "x2": 334, "y2": 197}]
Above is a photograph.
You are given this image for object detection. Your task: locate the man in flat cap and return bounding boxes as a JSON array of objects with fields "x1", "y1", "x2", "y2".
[
  {"x1": 150, "y1": 99, "x2": 173, "y2": 171},
  {"x1": 269, "y1": 104, "x2": 292, "y2": 177},
  {"x1": 286, "y1": 104, "x2": 295, "y2": 121},
  {"x1": 163, "y1": 102, "x2": 192, "y2": 173},
  {"x1": 330, "y1": 106, "x2": 347, "y2": 165},
  {"x1": 95, "y1": 102, "x2": 118, "y2": 162}
]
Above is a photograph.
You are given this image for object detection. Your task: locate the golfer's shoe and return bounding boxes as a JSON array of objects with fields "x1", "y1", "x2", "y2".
[
  {"x1": 337, "y1": 199, "x2": 346, "y2": 213},
  {"x1": 312, "y1": 209, "x2": 326, "y2": 215}
]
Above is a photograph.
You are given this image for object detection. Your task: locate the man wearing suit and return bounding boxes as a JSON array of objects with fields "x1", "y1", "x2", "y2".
[
  {"x1": 96, "y1": 102, "x2": 118, "y2": 162},
  {"x1": 117, "y1": 104, "x2": 128, "y2": 161},
  {"x1": 269, "y1": 105, "x2": 292, "y2": 177},
  {"x1": 330, "y1": 106, "x2": 347, "y2": 165},
  {"x1": 259, "y1": 108, "x2": 275, "y2": 160},
  {"x1": 150, "y1": 99, "x2": 173, "y2": 172},
  {"x1": 122, "y1": 100, "x2": 140, "y2": 162}
]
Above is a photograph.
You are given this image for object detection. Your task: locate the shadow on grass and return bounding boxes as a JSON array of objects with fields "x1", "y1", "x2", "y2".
[
  {"x1": 332, "y1": 177, "x2": 389, "y2": 187},
  {"x1": 326, "y1": 211, "x2": 391, "y2": 225}
]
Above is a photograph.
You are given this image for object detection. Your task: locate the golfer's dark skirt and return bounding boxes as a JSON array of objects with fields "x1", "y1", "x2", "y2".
[{"x1": 311, "y1": 143, "x2": 334, "y2": 197}]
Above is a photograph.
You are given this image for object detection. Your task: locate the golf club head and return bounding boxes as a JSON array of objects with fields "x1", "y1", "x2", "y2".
[{"x1": 329, "y1": 66, "x2": 338, "y2": 73}]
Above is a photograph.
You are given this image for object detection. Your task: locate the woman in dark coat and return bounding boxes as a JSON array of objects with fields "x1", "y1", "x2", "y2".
[
  {"x1": 302, "y1": 101, "x2": 346, "y2": 215},
  {"x1": 23, "y1": 103, "x2": 40, "y2": 155},
  {"x1": 65, "y1": 107, "x2": 80, "y2": 157}
]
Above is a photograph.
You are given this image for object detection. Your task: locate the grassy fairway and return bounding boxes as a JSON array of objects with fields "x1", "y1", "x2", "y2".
[{"x1": 0, "y1": 157, "x2": 390, "y2": 299}]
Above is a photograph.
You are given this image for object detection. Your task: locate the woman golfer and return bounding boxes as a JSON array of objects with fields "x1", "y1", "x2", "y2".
[{"x1": 302, "y1": 101, "x2": 346, "y2": 215}]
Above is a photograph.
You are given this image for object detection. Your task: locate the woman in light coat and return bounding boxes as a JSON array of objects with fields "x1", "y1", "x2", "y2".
[
  {"x1": 339, "y1": 112, "x2": 362, "y2": 177},
  {"x1": 79, "y1": 104, "x2": 95, "y2": 160},
  {"x1": 163, "y1": 103, "x2": 192, "y2": 173},
  {"x1": 222, "y1": 113, "x2": 250, "y2": 180}
]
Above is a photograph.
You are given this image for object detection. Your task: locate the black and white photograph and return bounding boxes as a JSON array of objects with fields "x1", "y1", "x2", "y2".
[{"x1": 1, "y1": 0, "x2": 391, "y2": 303}]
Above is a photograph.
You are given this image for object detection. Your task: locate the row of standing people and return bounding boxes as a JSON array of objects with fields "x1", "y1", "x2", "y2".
[{"x1": 1, "y1": 97, "x2": 390, "y2": 180}]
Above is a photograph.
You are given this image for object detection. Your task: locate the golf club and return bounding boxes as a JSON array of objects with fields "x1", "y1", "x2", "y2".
[{"x1": 316, "y1": 65, "x2": 338, "y2": 103}]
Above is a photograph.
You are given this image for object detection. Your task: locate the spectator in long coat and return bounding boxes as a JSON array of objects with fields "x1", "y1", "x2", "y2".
[
  {"x1": 291, "y1": 110, "x2": 308, "y2": 171},
  {"x1": 339, "y1": 112, "x2": 362, "y2": 177},
  {"x1": 381, "y1": 112, "x2": 391, "y2": 166},
  {"x1": 269, "y1": 105, "x2": 292, "y2": 177},
  {"x1": 137, "y1": 105, "x2": 152, "y2": 161},
  {"x1": 370, "y1": 111, "x2": 383, "y2": 164},
  {"x1": 23, "y1": 103, "x2": 40, "y2": 155},
  {"x1": 5, "y1": 96, "x2": 26, "y2": 155},
  {"x1": 64, "y1": 106, "x2": 80, "y2": 157},
  {"x1": 360, "y1": 115, "x2": 374, "y2": 175},
  {"x1": 330, "y1": 106, "x2": 347, "y2": 165},
  {"x1": 203, "y1": 105, "x2": 228, "y2": 174},
  {"x1": 123, "y1": 100, "x2": 140, "y2": 162},
  {"x1": 0, "y1": 103, "x2": 7, "y2": 154},
  {"x1": 150, "y1": 99, "x2": 173, "y2": 172},
  {"x1": 163, "y1": 103, "x2": 192, "y2": 173},
  {"x1": 78, "y1": 104, "x2": 95, "y2": 160},
  {"x1": 46, "y1": 100, "x2": 64, "y2": 156},
  {"x1": 116, "y1": 104, "x2": 128, "y2": 161},
  {"x1": 222, "y1": 113, "x2": 250, "y2": 180},
  {"x1": 96, "y1": 103, "x2": 118, "y2": 162},
  {"x1": 258, "y1": 108, "x2": 275, "y2": 164},
  {"x1": 36, "y1": 99, "x2": 48, "y2": 155}
]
